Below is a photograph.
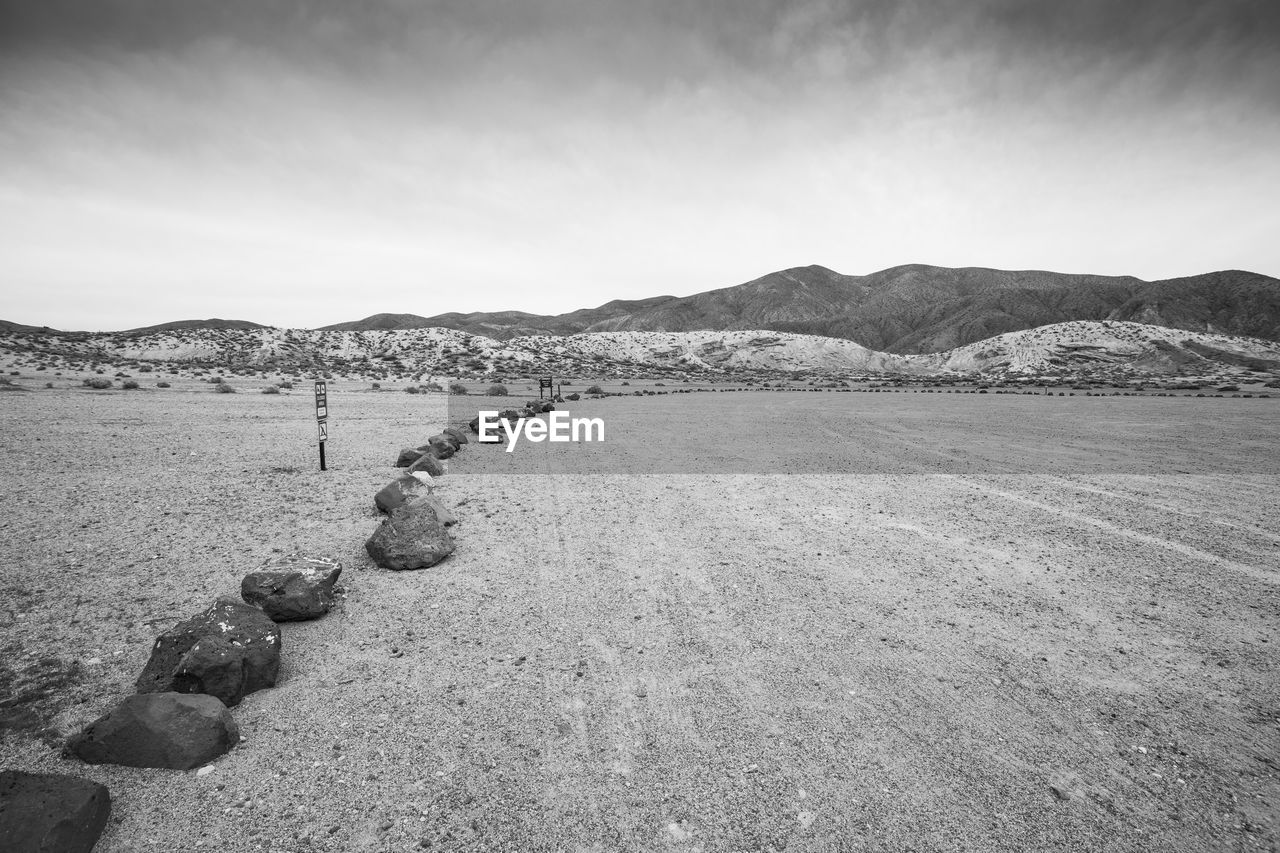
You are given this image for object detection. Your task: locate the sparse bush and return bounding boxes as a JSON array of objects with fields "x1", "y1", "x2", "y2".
[
  {"x1": 449, "y1": 383, "x2": 468, "y2": 395},
  {"x1": 45, "y1": 382, "x2": 53, "y2": 388},
  {"x1": 209, "y1": 376, "x2": 224, "y2": 384},
  {"x1": 156, "y1": 381, "x2": 171, "y2": 388},
  {"x1": 586, "y1": 385, "x2": 604, "y2": 395},
  {"x1": 486, "y1": 384, "x2": 509, "y2": 396},
  {"x1": 405, "y1": 386, "x2": 421, "y2": 394},
  {"x1": 278, "y1": 381, "x2": 293, "y2": 389},
  {"x1": 121, "y1": 379, "x2": 139, "y2": 390},
  {"x1": 83, "y1": 377, "x2": 112, "y2": 389},
  {"x1": 215, "y1": 382, "x2": 237, "y2": 393},
  {"x1": 371, "y1": 382, "x2": 381, "y2": 390},
  {"x1": 422, "y1": 382, "x2": 443, "y2": 392},
  {"x1": 621, "y1": 381, "x2": 630, "y2": 386},
  {"x1": 262, "y1": 385, "x2": 281, "y2": 394},
  {"x1": 1217, "y1": 385, "x2": 1240, "y2": 392}
]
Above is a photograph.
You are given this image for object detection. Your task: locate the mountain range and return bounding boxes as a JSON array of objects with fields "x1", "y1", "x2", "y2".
[{"x1": 315, "y1": 264, "x2": 1280, "y2": 353}]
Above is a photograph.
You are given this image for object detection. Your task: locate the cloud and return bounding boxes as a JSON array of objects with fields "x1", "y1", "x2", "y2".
[{"x1": 1, "y1": 0, "x2": 1277, "y2": 329}]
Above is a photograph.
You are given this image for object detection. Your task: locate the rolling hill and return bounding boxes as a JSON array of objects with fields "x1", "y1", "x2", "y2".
[{"x1": 3, "y1": 321, "x2": 1277, "y2": 383}]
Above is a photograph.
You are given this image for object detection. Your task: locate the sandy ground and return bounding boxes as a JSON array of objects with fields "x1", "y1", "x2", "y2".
[{"x1": 1, "y1": 385, "x2": 1277, "y2": 852}]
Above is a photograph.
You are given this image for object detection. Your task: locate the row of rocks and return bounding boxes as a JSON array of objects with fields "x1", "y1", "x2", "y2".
[
  {"x1": 4, "y1": 419, "x2": 486, "y2": 851},
  {"x1": 63, "y1": 552, "x2": 342, "y2": 774},
  {"x1": 368, "y1": 427, "x2": 470, "y2": 570}
]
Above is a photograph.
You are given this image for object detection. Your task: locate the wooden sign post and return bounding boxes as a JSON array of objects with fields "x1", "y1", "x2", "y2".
[
  {"x1": 539, "y1": 376, "x2": 553, "y2": 400},
  {"x1": 314, "y1": 379, "x2": 328, "y2": 471}
]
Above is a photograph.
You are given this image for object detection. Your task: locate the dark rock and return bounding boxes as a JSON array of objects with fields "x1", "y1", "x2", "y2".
[
  {"x1": 406, "y1": 451, "x2": 445, "y2": 476},
  {"x1": 64, "y1": 693, "x2": 238, "y2": 770},
  {"x1": 376, "y1": 477, "x2": 454, "y2": 525},
  {"x1": 499, "y1": 409, "x2": 522, "y2": 422},
  {"x1": 424, "y1": 436, "x2": 455, "y2": 459},
  {"x1": 429, "y1": 432, "x2": 460, "y2": 451},
  {"x1": 467, "y1": 417, "x2": 480, "y2": 433},
  {"x1": 541, "y1": 402, "x2": 556, "y2": 412},
  {"x1": 375, "y1": 476, "x2": 430, "y2": 513},
  {"x1": 136, "y1": 597, "x2": 280, "y2": 706},
  {"x1": 443, "y1": 426, "x2": 469, "y2": 445},
  {"x1": 0, "y1": 770, "x2": 111, "y2": 853},
  {"x1": 394, "y1": 447, "x2": 424, "y2": 467},
  {"x1": 171, "y1": 635, "x2": 247, "y2": 706},
  {"x1": 365, "y1": 496, "x2": 456, "y2": 570},
  {"x1": 241, "y1": 555, "x2": 342, "y2": 622},
  {"x1": 566, "y1": 393, "x2": 580, "y2": 401}
]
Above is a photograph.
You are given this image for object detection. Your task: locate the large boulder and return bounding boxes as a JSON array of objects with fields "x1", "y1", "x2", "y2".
[
  {"x1": 0, "y1": 770, "x2": 111, "y2": 853},
  {"x1": 443, "y1": 426, "x2": 469, "y2": 445},
  {"x1": 241, "y1": 555, "x2": 342, "y2": 622},
  {"x1": 395, "y1": 447, "x2": 424, "y2": 467},
  {"x1": 407, "y1": 451, "x2": 445, "y2": 476},
  {"x1": 365, "y1": 496, "x2": 456, "y2": 570},
  {"x1": 135, "y1": 597, "x2": 280, "y2": 707},
  {"x1": 63, "y1": 693, "x2": 238, "y2": 770},
  {"x1": 566, "y1": 393, "x2": 580, "y2": 401}
]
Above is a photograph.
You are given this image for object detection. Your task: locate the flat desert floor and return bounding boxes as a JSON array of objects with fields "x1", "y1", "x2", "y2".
[{"x1": 1, "y1": 386, "x2": 1277, "y2": 852}]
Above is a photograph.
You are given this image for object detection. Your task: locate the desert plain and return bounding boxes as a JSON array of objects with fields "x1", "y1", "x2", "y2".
[{"x1": 1, "y1": 381, "x2": 1277, "y2": 852}]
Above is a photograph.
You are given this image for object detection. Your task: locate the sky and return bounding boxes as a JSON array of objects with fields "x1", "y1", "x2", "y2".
[{"x1": 2, "y1": 0, "x2": 1278, "y2": 330}]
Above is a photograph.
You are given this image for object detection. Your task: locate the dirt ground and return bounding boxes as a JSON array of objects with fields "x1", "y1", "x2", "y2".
[{"x1": 1, "y1": 384, "x2": 1277, "y2": 852}]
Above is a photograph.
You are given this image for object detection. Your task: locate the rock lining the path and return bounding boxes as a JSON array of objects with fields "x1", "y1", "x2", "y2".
[{"x1": 64, "y1": 692, "x2": 239, "y2": 770}]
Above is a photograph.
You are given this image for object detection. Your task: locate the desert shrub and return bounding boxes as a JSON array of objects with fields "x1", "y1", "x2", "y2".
[
  {"x1": 278, "y1": 381, "x2": 293, "y2": 389},
  {"x1": 121, "y1": 379, "x2": 139, "y2": 390},
  {"x1": 621, "y1": 381, "x2": 630, "y2": 386},
  {"x1": 215, "y1": 382, "x2": 237, "y2": 393},
  {"x1": 371, "y1": 382, "x2": 381, "y2": 390},
  {"x1": 422, "y1": 382, "x2": 443, "y2": 392},
  {"x1": 262, "y1": 385, "x2": 280, "y2": 394},
  {"x1": 156, "y1": 381, "x2": 171, "y2": 388},
  {"x1": 83, "y1": 377, "x2": 112, "y2": 389},
  {"x1": 486, "y1": 384, "x2": 509, "y2": 396},
  {"x1": 405, "y1": 386, "x2": 421, "y2": 394},
  {"x1": 1217, "y1": 385, "x2": 1240, "y2": 392},
  {"x1": 586, "y1": 385, "x2": 604, "y2": 395},
  {"x1": 449, "y1": 383, "x2": 468, "y2": 395},
  {"x1": 45, "y1": 382, "x2": 53, "y2": 388},
  {"x1": 208, "y1": 376, "x2": 224, "y2": 384}
]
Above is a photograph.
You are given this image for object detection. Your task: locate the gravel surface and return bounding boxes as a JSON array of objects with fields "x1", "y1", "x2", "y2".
[{"x1": 1, "y1": 385, "x2": 1277, "y2": 852}]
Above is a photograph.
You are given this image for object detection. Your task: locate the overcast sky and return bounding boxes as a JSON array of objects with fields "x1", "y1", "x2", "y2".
[{"x1": 2, "y1": 0, "x2": 1278, "y2": 330}]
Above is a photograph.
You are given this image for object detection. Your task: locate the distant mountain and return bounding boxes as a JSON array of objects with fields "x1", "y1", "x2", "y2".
[
  {"x1": 321, "y1": 264, "x2": 1280, "y2": 354},
  {"x1": 119, "y1": 318, "x2": 267, "y2": 335},
  {"x1": 318, "y1": 312, "x2": 440, "y2": 331},
  {"x1": 0, "y1": 319, "x2": 62, "y2": 334}
]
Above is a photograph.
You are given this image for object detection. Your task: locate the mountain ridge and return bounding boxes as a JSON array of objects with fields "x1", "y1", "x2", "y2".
[
  {"x1": 317, "y1": 264, "x2": 1280, "y2": 352},
  {"x1": 6, "y1": 264, "x2": 1278, "y2": 353}
]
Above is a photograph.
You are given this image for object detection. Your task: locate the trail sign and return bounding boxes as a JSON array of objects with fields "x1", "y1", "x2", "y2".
[
  {"x1": 539, "y1": 376, "x2": 553, "y2": 399},
  {"x1": 314, "y1": 380, "x2": 328, "y2": 471}
]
